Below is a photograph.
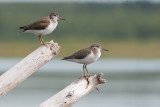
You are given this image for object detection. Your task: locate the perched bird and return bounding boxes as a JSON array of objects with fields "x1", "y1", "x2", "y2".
[
  {"x1": 62, "y1": 43, "x2": 108, "y2": 77},
  {"x1": 19, "y1": 12, "x2": 65, "y2": 45}
]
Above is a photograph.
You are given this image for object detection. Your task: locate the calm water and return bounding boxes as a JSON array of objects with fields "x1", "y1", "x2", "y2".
[{"x1": 0, "y1": 58, "x2": 160, "y2": 107}]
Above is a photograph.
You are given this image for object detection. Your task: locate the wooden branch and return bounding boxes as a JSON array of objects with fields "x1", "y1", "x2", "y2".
[
  {"x1": 39, "y1": 73, "x2": 106, "y2": 107},
  {"x1": 0, "y1": 40, "x2": 60, "y2": 97}
]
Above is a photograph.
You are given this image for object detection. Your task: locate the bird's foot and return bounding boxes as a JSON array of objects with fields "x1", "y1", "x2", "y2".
[
  {"x1": 84, "y1": 74, "x2": 90, "y2": 89},
  {"x1": 44, "y1": 42, "x2": 53, "y2": 45},
  {"x1": 83, "y1": 73, "x2": 91, "y2": 78},
  {"x1": 86, "y1": 73, "x2": 91, "y2": 77},
  {"x1": 85, "y1": 77, "x2": 90, "y2": 89},
  {"x1": 40, "y1": 42, "x2": 48, "y2": 47},
  {"x1": 41, "y1": 41, "x2": 54, "y2": 47}
]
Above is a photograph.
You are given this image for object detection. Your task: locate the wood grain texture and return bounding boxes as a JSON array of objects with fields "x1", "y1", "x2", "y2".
[
  {"x1": 0, "y1": 40, "x2": 60, "y2": 97},
  {"x1": 39, "y1": 73, "x2": 106, "y2": 107}
]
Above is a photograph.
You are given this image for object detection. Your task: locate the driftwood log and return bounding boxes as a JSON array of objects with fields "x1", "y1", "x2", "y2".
[
  {"x1": 0, "y1": 40, "x2": 106, "y2": 107},
  {"x1": 0, "y1": 40, "x2": 60, "y2": 97},
  {"x1": 39, "y1": 73, "x2": 106, "y2": 107}
]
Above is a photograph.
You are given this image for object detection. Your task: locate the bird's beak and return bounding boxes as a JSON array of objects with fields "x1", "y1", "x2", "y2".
[
  {"x1": 102, "y1": 48, "x2": 109, "y2": 51},
  {"x1": 59, "y1": 16, "x2": 65, "y2": 21}
]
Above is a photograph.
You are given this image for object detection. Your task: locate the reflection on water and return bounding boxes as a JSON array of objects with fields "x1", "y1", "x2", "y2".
[{"x1": 0, "y1": 58, "x2": 160, "y2": 107}]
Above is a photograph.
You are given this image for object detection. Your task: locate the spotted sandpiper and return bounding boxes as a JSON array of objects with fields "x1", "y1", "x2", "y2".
[
  {"x1": 62, "y1": 43, "x2": 108, "y2": 77},
  {"x1": 19, "y1": 12, "x2": 65, "y2": 45}
]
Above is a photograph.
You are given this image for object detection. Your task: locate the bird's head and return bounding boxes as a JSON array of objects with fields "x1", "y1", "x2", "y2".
[
  {"x1": 90, "y1": 43, "x2": 109, "y2": 52},
  {"x1": 49, "y1": 12, "x2": 65, "y2": 21}
]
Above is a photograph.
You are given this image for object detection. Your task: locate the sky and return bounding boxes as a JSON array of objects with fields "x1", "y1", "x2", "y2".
[{"x1": 0, "y1": 0, "x2": 160, "y2": 3}]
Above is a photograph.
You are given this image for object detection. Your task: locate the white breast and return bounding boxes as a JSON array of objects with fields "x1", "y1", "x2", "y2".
[
  {"x1": 69, "y1": 50, "x2": 101, "y2": 64},
  {"x1": 25, "y1": 20, "x2": 58, "y2": 36}
]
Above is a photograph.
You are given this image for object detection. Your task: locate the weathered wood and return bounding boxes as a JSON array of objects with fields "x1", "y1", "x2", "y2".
[
  {"x1": 0, "y1": 40, "x2": 60, "y2": 97},
  {"x1": 39, "y1": 73, "x2": 106, "y2": 107}
]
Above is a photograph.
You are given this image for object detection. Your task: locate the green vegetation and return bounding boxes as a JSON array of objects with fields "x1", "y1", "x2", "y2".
[
  {"x1": 0, "y1": 40, "x2": 159, "y2": 58},
  {"x1": 0, "y1": 2, "x2": 160, "y2": 58}
]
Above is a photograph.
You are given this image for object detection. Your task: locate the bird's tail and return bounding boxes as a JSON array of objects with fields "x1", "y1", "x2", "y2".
[
  {"x1": 62, "y1": 56, "x2": 72, "y2": 60},
  {"x1": 19, "y1": 26, "x2": 27, "y2": 32},
  {"x1": 61, "y1": 57, "x2": 68, "y2": 60}
]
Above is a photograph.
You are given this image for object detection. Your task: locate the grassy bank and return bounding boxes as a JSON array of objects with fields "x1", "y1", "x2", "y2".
[{"x1": 0, "y1": 39, "x2": 159, "y2": 58}]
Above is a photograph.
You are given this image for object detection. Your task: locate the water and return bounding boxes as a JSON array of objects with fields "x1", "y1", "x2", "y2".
[
  {"x1": 0, "y1": 58, "x2": 160, "y2": 72},
  {"x1": 0, "y1": 58, "x2": 160, "y2": 107}
]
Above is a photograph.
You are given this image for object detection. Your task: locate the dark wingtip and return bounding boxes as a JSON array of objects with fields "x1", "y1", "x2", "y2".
[
  {"x1": 19, "y1": 26, "x2": 26, "y2": 32},
  {"x1": 19, "y1": 26, "x2": 23, "y2": 29},
  {"x1": 61, "y1": 57, "x2": 70, "y2": 60}
]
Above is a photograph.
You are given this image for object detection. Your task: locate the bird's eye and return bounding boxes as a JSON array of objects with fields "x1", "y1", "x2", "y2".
[{"x1": 97, "y1": 46, "x2": 99, "y2": 48}]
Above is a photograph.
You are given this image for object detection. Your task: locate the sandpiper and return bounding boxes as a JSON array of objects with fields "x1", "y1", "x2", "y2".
[
  {"x1": 19, "y1": 12, "x2": 65, "y2": 45},
  {"x1": 62, "y1": 43, "x2": 108, "y2": 77}
]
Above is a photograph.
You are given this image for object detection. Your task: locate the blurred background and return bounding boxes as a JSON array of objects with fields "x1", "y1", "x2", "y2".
[{"x1": 0, "y1": 0, "x2": 160, "y2": 107}]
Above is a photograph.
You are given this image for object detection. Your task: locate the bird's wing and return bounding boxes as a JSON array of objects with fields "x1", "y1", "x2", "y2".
[
  {"x1": 20, "y1": 17, "x2": 50, "y2": 31},
  {"x1": 63, "y1": 48, "x2": 91, "y2": 60}
]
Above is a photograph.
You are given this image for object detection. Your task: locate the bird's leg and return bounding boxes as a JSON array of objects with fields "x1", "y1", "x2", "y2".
[
  {"x1": 38, "y1": 35, "x2": 47, "y2": 46},
  {"x1": 83, "y1": 64, "x2": 86, "y2": 78},
  {"x1": 84, "y1": 64, "x2": 90, "y2": 89},
  {"x1": 85, "y1": 64, "x2": 91, "y2": 77},
  {"x1": 38, "y1": 36, "x2": 56, "y2": 48},
  {"x1": 85, "y1": 65, "x2": 99, "y2": 91},
  {"x1": 38, "y1": 35, "x2": 43, "y2": 44}
]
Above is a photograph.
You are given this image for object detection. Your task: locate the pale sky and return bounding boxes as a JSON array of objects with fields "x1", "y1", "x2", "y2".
[{"x1": 0, "y1": 0, "x2": 160, "y2": 3}]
